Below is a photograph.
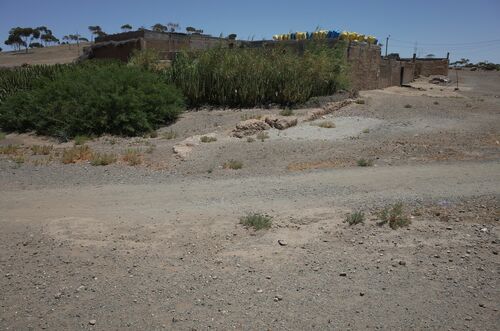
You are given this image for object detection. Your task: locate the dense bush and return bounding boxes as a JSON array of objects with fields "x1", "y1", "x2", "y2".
[
  {"x1": 167, "y1": 42, "x2": 349, "y2": 107},
  {"x1": 0, "y1": 63, "x2": 184, "y2": 138}
]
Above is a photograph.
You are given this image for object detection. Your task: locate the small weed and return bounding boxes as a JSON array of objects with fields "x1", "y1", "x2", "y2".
[
  {"x1": 123, "y1": 149, "x2": 142, "y2": 166},
  {"x1": 12, "y1": 155, "x2": 25, "y2": 165},
  {"x1": 240, "y1": 113, "x2": 262, "y2": 121},
  {"x1": 355, "y1": 99, "x2": 365, "y2": 104},
  {"x1": 377, "y1": 202, "x2": 411, "y2": 229},
  {"x1": 31, "y1": 145, "x2": 53, "y2": 155},
  {"x1": 246, "y1": 137, "x2": 255, "y2": 143},
  {"x1": 465, "y1": 103, "x2": 472, "y2": 108},
  {"x1": 362, "y1": 128, "x2": 370, "y2": 134},
  {"x1": 433, "y1": 101, "x2": 439, "y2": 105},
  {"x1": 313, "y1": 121, "x2": 335, "y2": 128},
  {"x1": 149, "y1": 131, "x2": 159, "y2": 138},
  {"x1": 0, "y1": 144, "x2": 20, "y2": 155},
  {"x1": 223, "y1": 159, "x2": 243, "y2": 170},
  {"x1": 146, "y1": 145, "x2": 156, "y2": 154},
  {"x1": 200, "y1": 136, "x2": 217, "y2": 143},
  {"x1": 256, "y1": 131, "x2": 270, "y2": 142},
  {"x1": 61, "y1": 145, "x2": 92, "y2": 164},
  {"x1": 240, "y1": 213, "x2": 272, "y2": 230},
  {"x1": 90, "y1": 152, "x2": 117, "y2": 166},
  {"x1": 207, "y1": 168, "x2": 213, "y2": 174},
  {"x1": 344, "y1": 211, "x2": 365, "y2": 226},
  {"x1": 279, "y1": 109, "x2": 294, "y2": 116},
  {"x1": 0, "y1": 131, "x2": 5, "y2": 140},
  {"x1": 162, "y1": 130, "x2": 177, "y2": 140},
  {"x1": 404, "y1": 104, "x2": 413, "y2": 109},
  {"x1": 357, "y1": 158, "x2": 373, "y2": 167},
  {"x1": 74, "y1": 135, "x2": 91, "y2": 146}
]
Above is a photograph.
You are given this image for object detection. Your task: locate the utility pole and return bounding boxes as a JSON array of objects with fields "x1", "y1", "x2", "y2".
[{"x1": 385, "y1": 35, "x2": 390, "y2": 57}]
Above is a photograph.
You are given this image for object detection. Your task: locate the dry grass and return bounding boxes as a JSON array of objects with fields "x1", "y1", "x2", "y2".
[
  {"x1": 223, "y1": 160, "x2": 243, "y2": 170},
  {"x1": 74, "y1": 135, "x2": 91, "y2": 146},
  {"x1": 279, "y1": 109, "x2": 294, "y2": 116},
  {"x1": 357, "y1": 158, "x2": 373, "y2": 167},
  {"x1": 61, "y1": 145, "x2": 92, "y2": 164},
  {"x1": 355, "y1": 99, "x2": 365, "y2": 104},
  {"x1": 200, "y1": 136, "x2": 217, "y2": 143},
  {"x1": 377, "y1": 202, "x2": 411, "y2": 229},
  {"x1": 0, "y1": 144, "x2": 20, "y2": 155},
  {"x1": 31, "y1": 145, "x2": 53, "y2": 155},
  {"x1": 122, "y1": 149, "x2": 142, "y2": 166},
  {"x1": 240, "y1": 114, "x2": 262, "y2": 121},
  {"x1": 256, "y1": 131, "x2": 270, "y2": 141},
  {"x1": 162, "y1": 130, "x2": 177, "y2": 140},
  {"x1": 90, "y1": 152, "x2": 117, "y2": 166},
  {"x1": 246, "y1": 137, "x2": 255, "y2": 143},
  {"x1": 312, "y1": 121, "x2": 335, "y2": 128}
]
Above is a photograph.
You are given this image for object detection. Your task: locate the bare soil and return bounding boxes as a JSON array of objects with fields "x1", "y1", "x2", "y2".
[
  {"x1": 0, "y1": 43, "x2": 89, "y2": 67},
  {"x1": 0, "y1": 70, "x2": 499, "y2": 330}
]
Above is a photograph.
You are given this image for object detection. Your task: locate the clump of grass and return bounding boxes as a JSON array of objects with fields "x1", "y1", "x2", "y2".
[
  {"x1": 377, "y1": 202, "x2": 411, "y2": 229},
  {"x1": 240, "y1": 114, "x2": 262, "y2": 121},
  {"x1": 200, "y1": 136, "x2": 217, "y2": 143},
  {"x1": 144, "y1": 131, "x2": 159, "y2": 138},
  {"x1": 162, "y1": 130, "x2": 177, "y2": 140},
  {"x1": 223, "y1": 159, "x2": 243, "y2": 170},
  {"x1": 0, "y1": 144, "x2": 20, "y2": 155},
  {"x1": 357, "y1": 158, "x2": 373, "y2": 167},
  {"x1": 74, "y1": 135, "x2": 91, "y2": 146},
  {"x1": 246, "y1": 137, "x2": 255, "y2": 143},
  {"x1": 12, "y1": 155, "x2": 25, "y2": 165},
  {"x1": 31, "y1": 145, "x2": 53, "y2": 155},
  {"x1": 433, "y1": 101, "x2": 439, "y2": 105},
  {"x1": 279, "y1": 109, "x2": 294, "y2": 116},
  {"x1": 404, "y1": 104, "x2": 413, "y2": 109},
  {"x1": 61, "y1": 145, "x2": 92, "y2": 164},
  {"x1": 146, "y1": 145, "x2": 155, "y2": 154},
  {"x1": 344, "y1": 211, "x2": 365, "y2": 226},
  {"x1": 90, "y1": 152, "x2": 116, "y2": 166},
  {"x1": 240, "y1": 213, "x2": 272, "y2": 230},
  {"x1": 313, "y1": 121, "x2": 335, "y2": 128},
  {"x1": 362, "y1": 128, "x2": 370, "y2": 134},
  {"x1": 256, "y1": 131, "x2": 270, "y2": 142},
  {"x1": 355, "y1": 99, "x2": 365, "y2": 104},
  {"x1": 123, "y1": 148, "x2": 142, "y2": 166},
  {"x1": 0, "y1": 131, "x2": 5, "y2": 140}
]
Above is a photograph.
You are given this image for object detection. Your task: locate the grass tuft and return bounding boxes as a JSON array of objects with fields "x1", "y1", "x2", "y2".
[
  {"x1": 162, "y1": 130, "x2": 177, "y2": 140},
  {"x1": 200, "y1": 136, "x2": 217, "y2": 143},
  {"x1": 31, "y1": 145, "x2": 53, "y2": 155},
  {"x1": 313, "y1": 121, "x2": 335, "y2": 128},
  {"x1": 357, "y1": 158, "x2": 373, "y2": 167},
  {"x1": 355, "y1": 99, "x2": 365, "y2": 104},
  {"x1": 61, "y1": 145, "x2": 92, "y2": 164},
  {"x1": 90, "y1": 152, "x2": 117, "y2": 166},
  {"x1": 246, "y1": 137, "x2": 255, "y2": 143},
  {"x1": 74, "y1": 135, "x2": 91, "y2": 146},
  {"x1": 404, "y1": 104, "x2": 413, "y2": 109},
  {"x1": 240, "y1": 213, "x2": 272, "y2": 230},
  {"x1": 223, "y1": 159, "x2": 243, "y2": 170},
  {"x1": 344, "y1": 211, "x2": 365, "y2": 226},
  {"x1": 0, "y1": 144, "x2": 20, "y2": 155},
  {"x1": 377, "y1": 202, "x2": 411, "y2": 229},
  {"x1": 123, "y1": 149, "x2": 142, "y2": 166},
  {"x1": 256, "y1": 131, "x2": 270, "y2": 142},
  {"x1": 279, "y1": 109, "x2": 294, "y2": 116}
]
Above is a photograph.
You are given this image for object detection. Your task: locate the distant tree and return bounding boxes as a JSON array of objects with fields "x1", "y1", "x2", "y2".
[
  {"x1": 228, "y1": 34, "x2": 237, "y2": 40},
  {"x1": 167, "y1": 22, "x2": 180, "y2": 32},
  {"x1": 7, "y1": 27, "x2": 40, "y2": 53},
  {"x1": 29, "y1": 42, "x2": 44, "y2": 48},
  {"x1": 88, "y1": 25, "x2": 103, "y2": 42},
  {"x1": 41, "y1": 33, "x2": 59, "y2": 46},
  {"x1": 186, "y1": 26, "x2": 196, "y2": 33},
  {"x1": 79, "y1": 37, "x2": 89, "y2": 42},
  {"x1": 152, "y1": 23, "x2": 168, "y2": 33},
  {"x1": 121, "y1": 24, "x2": 133, "y2": 32},
  {"x1": 425, "y1": 54, "x2": 436, "y2": 58},
  {"x1": 0, "y1": 47, "x2": 2, "y2": 52}
]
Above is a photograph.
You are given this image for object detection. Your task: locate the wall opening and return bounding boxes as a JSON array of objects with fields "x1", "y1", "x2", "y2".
[{"x1": 400, "y1": 67, "x2": 405, "y2": 86}]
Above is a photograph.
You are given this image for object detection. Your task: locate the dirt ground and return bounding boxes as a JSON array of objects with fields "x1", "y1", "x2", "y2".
[
  {"x1": 0, "y1": 43, "x2": 89, "y2": 67},
  {"x1": 0, "y1": 69, "x2": 499, "y2": 330}
]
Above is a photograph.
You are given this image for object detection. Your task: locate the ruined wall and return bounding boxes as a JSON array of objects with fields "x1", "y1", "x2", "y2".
[
  {"x1": 346, "y1": 43, "x2": 381, "y2": 90},
  {"x1": 89, "y1": 39, "x2": 141, "y2": 62},
  {"x1": 414, "y1": 59, "x2": 449, "y2": 76}
]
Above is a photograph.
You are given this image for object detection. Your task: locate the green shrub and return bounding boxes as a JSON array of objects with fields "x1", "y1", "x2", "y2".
[
  {"x1": 223, "y1": 159, "x2": 243, "y2": 170},
  {"x1": 0, "y1": 63, "x2": 184, "y2": 139},
  {"x1": 377, "y1": 202, "x2": 411, "y2": 229},
  {"x1": 162, "y1": 130, "x2": 177, "y2": 140},
  {"x1": 357, "y1": 158, "x2": 373, "y2": 167},
  {"x1": 0, "y1": 131, "x2": 5, "y2": 140},
  {"x1": 128, "y1": 49, "x2": 161, "y2": 71},
  {"x1": 168, "y1": 42, "x2": 348, "y2": 107},
  {"x1": 200, "y1": 136, "x2": 217, "y2": 143},
  {"x1": 344, "y1": 211, "x2": 365, "y2": 226},
  {"x1": 240, "y1": 213, "x2": 272, "y2": 230},
  {"x1": 90, "y1": 152, "x2": 117, "y2": 166}
]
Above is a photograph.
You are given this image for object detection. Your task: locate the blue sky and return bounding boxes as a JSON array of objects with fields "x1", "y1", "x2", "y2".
[{"x1": 1, "y1": 0, "x2": 499, "y2": 62}]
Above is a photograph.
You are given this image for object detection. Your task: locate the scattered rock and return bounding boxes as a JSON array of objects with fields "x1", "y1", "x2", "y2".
[
  {"x1": 274, "y1": 295, "x2": 283, "y2": 302},
  {"x1": 339, "y1": 272, "x2": 347, "y2": 277},
  {"x1": 360, "y1": 292, "x2": 365, "y2": 296},
  {"x1": 89, "y1": 319, "x2": 96, "y2": 325},
  {"x1": 231, "y1": 119, "x2": 270, "y2": 138},
  {"x1": 306, "y1": 99, "x2": 354, "y2": 121},
  {"x1": 277, "y1": 240, "x2": 288, "y2": 246},
  {"x1": 398, "y1": 260, "x2": 406, "y2": 266},
  {"x1": 264, "y1": 116, "x2": 298, "y2": 130},
  {"x1": 54, "y1": 292, "x2": 62, "y2": 299}
]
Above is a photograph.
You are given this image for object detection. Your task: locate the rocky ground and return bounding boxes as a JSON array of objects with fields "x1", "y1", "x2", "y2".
[{"x1": 0, "y1": 69, "x2": 499, "y2": 330}]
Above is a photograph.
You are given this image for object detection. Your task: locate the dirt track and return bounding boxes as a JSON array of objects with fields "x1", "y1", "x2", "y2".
[{"x1": 0, "y1": 70, "x2": 499, "y2": 330}]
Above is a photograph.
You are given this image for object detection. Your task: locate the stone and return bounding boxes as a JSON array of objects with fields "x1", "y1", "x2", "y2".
[
  {"x1": 231, "y1": 119, "x2": 270, "y2": 138},
  {"x1": 89, "y1": 319, "x2": 96, "y2": 325},
  {"x1": 54, "y1": 292, "x2": 62, "y2": 299},
  {"x1": 274, "y1": 295, "x2": 283, "y2": 302},
  {"x1": 339, "y1": 272, "x2": 347, "y2": 277},
  {"x1": 264, "y1": 116, "x2": 298, "y2": 130},
  {"x1": 398, "y1": 260, "x2": 406, "y2": 266},
  {"x1": 278, "y1": 240, "x2": 287, "y2": 246}
]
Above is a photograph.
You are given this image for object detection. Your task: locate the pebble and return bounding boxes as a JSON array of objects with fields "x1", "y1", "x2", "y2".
[
  {"x1": 278, "y1": 240, "x2": 287, "y2": 246},
  {"x1": 54, "y1": 292, "x2": 62, "y2": 299},
  {"x1": 274, "y1": 295, "x2": 283, "y2": 302},
  {"x1": 339, "y1": 272, "x2": 347, "y2": 277},
  {"x1": 399, "y1": 260, "x2": 406, "y2": 266},
  {"x1": 360, "y1": 292, "x2": 365, "y2": 296},
  {"x1": 89, "y1": 319, "x2": 96, "y2": 325}
]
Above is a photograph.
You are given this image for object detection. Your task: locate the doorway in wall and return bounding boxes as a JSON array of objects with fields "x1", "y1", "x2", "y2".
[{"x1": 400, "y1": 67, "x2": 405, "y2": 86}]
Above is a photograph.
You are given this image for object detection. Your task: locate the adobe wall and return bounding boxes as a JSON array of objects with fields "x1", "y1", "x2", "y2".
[
  {"x1": 346, "y1": 43, "x2": 381, "y2": 90},
  {"x1": 414, "y1": 59, "x2": 449, "y2": 76},
  {"x1": 378, "y1": 59, "x2": 416, "y2": 88}
]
